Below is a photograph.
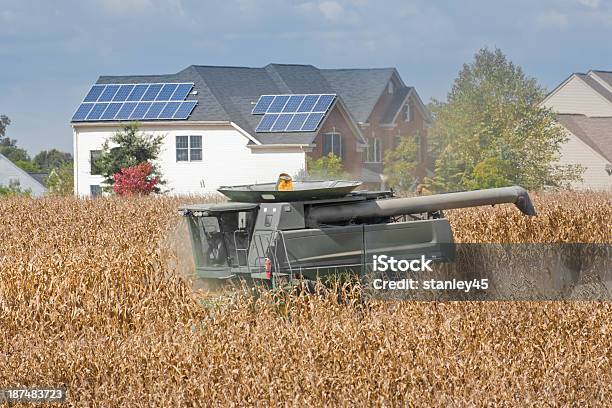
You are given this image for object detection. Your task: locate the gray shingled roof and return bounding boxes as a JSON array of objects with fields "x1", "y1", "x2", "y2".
[
  {"x1": 88, "y1": 64, "x2": 414, "y2": 145},
  {"x1": 592, "y1": 70, "x2": 612, "y2": 88},
  {"x1": 577, "y1": 73, "x2": 612, "y2": 104},
  {"x1": 556, "y1": 114, "x2": 612, "y2": 162},
  {"x1": 320, "y1": 68, "x2": 396, "y2": 123}
]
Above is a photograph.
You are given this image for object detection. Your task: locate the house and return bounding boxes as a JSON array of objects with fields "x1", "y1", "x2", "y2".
[
  {"x1": 555, "y1": 115, "x2": 612, "y2": 190},
  {"x1": 541, "y1": 70, "x2": 612, "y2": 117},
  {"x1": 71, "y1": 64, "x2": 431, "y2": 196},
  {"x1": 541, "y1": 70, "x2": 612, "y2": 190},
  {"x1": 0, "y1": 153, "x2": 47, "y2": 196}
]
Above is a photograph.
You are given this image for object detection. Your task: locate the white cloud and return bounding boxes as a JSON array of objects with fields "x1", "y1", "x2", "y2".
[
  {"x1": 298, "y1": 1, "x2": 346, "y2": 21},
  {"x1": 96, "y1": 0, "x2": 184, "y2": 16},
  {"x1": 536, "y1": 11, "x2": 569, "y2": 29},
  {"x1": 318, "y1": 1, "x2": 344, "y2": 21},
  {"x1": 576, "y1": 0, "x2": 600, "y2": 8}
]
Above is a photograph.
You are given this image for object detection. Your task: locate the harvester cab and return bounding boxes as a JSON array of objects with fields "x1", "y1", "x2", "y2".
[{"x1": 179, "y1": 181, "x2": 536, "y2": 286}]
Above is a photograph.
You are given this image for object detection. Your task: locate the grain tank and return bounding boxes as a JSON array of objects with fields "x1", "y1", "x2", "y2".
[{"x1": 180, "y1": 181, "x2": 536, "y2": 286}]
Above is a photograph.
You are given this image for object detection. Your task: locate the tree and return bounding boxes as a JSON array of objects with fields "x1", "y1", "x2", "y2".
[
  {"x1": 46, "y1": 162, "x2": 74, "y2": 196},
  {"x1": 0, "y1": 115, "x2": 32, "y2": 165},
  {"x1": 383, "y1": 137, "x2": 419, "y2": 191},
  {"x1": 0, "y1": 115, "x2": 9, "y2": 137},
  {"x1": 299, "y1": 153, "x2": 350, "y2": 180},
  {"x1": 0, "y1": 185, "x2": 30, "y2": 197},
  {"x1": 33, "y1": 149, "x2": 73, "y2": 172},
  {"x1": 425, "y1": 47, "x2": 583, "y2": 192},
  {"x1": 112, "y1": 162, "x2": 159, "y2": 196},
  {"x1": 13, "y1": 160, "x2": 41, "y2": 173},
  {"x1": 95, "y1": 123, "x2": 164, "y2": 191}
]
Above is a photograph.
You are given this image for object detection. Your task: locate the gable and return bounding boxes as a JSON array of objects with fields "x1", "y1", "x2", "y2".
[{"x1": 542, "y1": 75, "x2": 612, "y2": 116}]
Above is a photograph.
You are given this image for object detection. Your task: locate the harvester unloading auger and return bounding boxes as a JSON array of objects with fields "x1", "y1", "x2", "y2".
[{"x1": 180, "y1": 179, "x2": 536, "y2": 287}]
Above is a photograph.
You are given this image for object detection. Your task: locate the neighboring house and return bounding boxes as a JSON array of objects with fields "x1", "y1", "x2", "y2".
[
  {"x1": 541, "y1": 70, "x2": 612, "y2": 191},
  {"x1": 541, "y1": 70, "x2": 612, "y2": 117},
  {"x1": 71, "y1": 64, "x2": 431, "y2": 196},
  {"x1": 556, "y1": 115, "x2": 612, "y2": 191},
  {"x1": 0, "y1": 153, "x2": 47, "y2": 196}
]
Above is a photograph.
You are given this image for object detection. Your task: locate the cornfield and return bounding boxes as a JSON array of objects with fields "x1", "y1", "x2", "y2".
[{"x1": 0, "y1": 192, "x2": 610, "y2": 406}]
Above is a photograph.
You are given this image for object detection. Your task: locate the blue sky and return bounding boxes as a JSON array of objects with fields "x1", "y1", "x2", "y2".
[{"x1": 1, "y1": 0, "x2": 611, "y2": 155}]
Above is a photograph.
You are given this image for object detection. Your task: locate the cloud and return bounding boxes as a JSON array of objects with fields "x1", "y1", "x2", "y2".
[
  {"x1": 318, "y1": 1, "x2": 344, "y2": 20},
  {"x1": 96, "y1": 0, "x2": 184, "y2": 16},
  {"x1": 536, "y1": 11, "x2": 569, "y2": 29},
  {"x1": 576, "y1": 0, "x2": 600, "y2": 8},
  {"x1": 297, "y1": 1, "x2": 346, "y2": 21}
]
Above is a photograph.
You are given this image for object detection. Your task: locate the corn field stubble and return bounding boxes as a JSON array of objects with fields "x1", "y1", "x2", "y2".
[{"x1": 0, "y1": 192, "x2": 610, "y2": 406}]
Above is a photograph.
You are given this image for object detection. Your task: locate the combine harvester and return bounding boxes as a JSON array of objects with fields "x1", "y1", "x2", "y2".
[{"x1": 180, "y1": 179, "x2": 536, "y2": 288}]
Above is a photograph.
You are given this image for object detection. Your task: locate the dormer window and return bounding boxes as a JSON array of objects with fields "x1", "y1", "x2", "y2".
[
  {"x1": 403, "y1": 103, "x2": 411, "y2": 122},
  {"x1": 387, "y1": 82, "x2": 394, "y2": 94}
]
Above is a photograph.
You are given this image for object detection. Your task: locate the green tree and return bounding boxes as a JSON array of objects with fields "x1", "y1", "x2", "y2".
[
  {"x1": 13, "y1": 160, "x2": 41, "y2": 173},
  {"x1": 0, "y1": 115, "x2": 32, "y2": 166},
  {"x1": 46, "y1": 162, "x2": 74, "y2": 196},
  {"x1": 33, "y1": 149, "x2": 73, "y2": 172},
  {"x1": 0, "y1": 115, "x2": 9, "y2": 137},
  {"x1": 383, "y1": 137, "x2": 419, "y2": 191},
  {"x1": 95, "y1": 123, "x2": 164, "y2": 191},
  {"x1": 425, "y1": 47, "x2": 583, "y2": 192},
  {"x1": 301, "y1": 153, "x2": 350, "y2": 180}
]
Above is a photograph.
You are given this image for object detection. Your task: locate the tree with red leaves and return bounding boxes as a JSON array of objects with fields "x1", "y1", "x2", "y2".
[{"x1": 112, "y1": 162, "x2": 158, "y2": 196}]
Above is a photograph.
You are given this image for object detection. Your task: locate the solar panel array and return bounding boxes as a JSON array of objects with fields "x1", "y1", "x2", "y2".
[
  {"x1": 252, "y1": 94, "x2": 336, "y2": 133},
  {"x1": 72, "y1": 83, "x2": 197, "y2": 122}
]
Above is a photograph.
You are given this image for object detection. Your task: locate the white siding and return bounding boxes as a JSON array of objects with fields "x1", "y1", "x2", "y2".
[
  {"x1": 542, "y1": 76, "x2": 612, "y2": 117},
  {"x1": 73, "y1": 124, "x2": 306, "y2": 196},
  {"x1": 0, "y1": 155, "x2": 47, "y2": 197},
  {"x1": 559, "y1": 130, "x2": 611, "y2": 191}
]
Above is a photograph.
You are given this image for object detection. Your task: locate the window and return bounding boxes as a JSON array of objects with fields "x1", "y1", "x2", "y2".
[
  {"x1": 388, "y1": 81, "x2": 394, "y2": 94},
  {"x1": 190, "y1": 135, "x2": 202, "y2": 161},
  {"x1": 176, "y1": 135, "x2": 202, "y2": 162},
  {"x1": 322, "y1": 133, "x2": 342, "y2": 158},
  {"x1": 365, "y1": 138, "x2": 382, "y2": 163},
  {"x1": 90, "y1": 150, "x2": 102, "y2": 175},
  {"x1": 403, "y1": 103, "x2": 411, "y2": 122},
  {"x1": 90, "y1": 185, "x2": 102, "y2": 197}
]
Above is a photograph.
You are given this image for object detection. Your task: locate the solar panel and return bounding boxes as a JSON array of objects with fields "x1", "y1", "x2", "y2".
[
  {"x1": 156, "y1": 84, "x2": 178, "y2": 101},
  {"x1": 271, "y1": 114, "x2": 293, "y2": 131},
  {"x1": 252, "y1": 95, "x2": 275, "y2": 114},
  {"x1": 170, "y1": 83, "x2": 193, "y2": 101},
  {"x1": 312, "y1": 94, "x2": 335, "y2": 112},
  {"x1": 252, "y1": 94, "x2": 336, "y2": 132},
  {"x1": 144, "y1": 102, "x2": 166, "y2": 119},
  {"x1": 297, "y1": 95, "x2": 320, "y2": 112},
  {"x1": 112, "y1": 85, "x2": 135, "y2": 102},
  {"x1": 100, "y1": 103, "x2": 122, "y2": 120},
  {"x1": 86, "y1": 103, "x2": 109, "y2": 120},
  {"x1": 158, "y1": 102, "x2": 181, "y2": 119},
  {"x1": 84, "y1": 85, "x2": 105, "y2": 102},
  {"x1": 282, "y1": 95, "x2": 305, "y2": 113},
  {"x1": 267, "y1": 95, "x2": 290, "y2": 113},
  {"x1": 72, "y1": 103, "x2": 95, "y2": 121},
  {"x1": 301, "y1": 112, "x2": 325, "y2": 131},
  {"x1": 73, "y1": 83, "x2": 196, "y2": 122},
  {"x1": 126, "y1": 84, "x2": 149, "y2": 101},
  {"x1": 115, "y1": 102, "x2": 138, "y2": 120},
  {"x1": 173, "y1": 101, "x2": 197, "y2": 119},
  {"x1": 130, "y1": 102, "x2": 152, "y2": 120},
  {"x1": 286, "y1": 113, "x2": 309, "y2": 131},
  {"x1": 255, "y1": 114, "x2": 279, "y2": 132},
  {"x1": 142, "y1": 84, "x2": 163, "y2": 101}
]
